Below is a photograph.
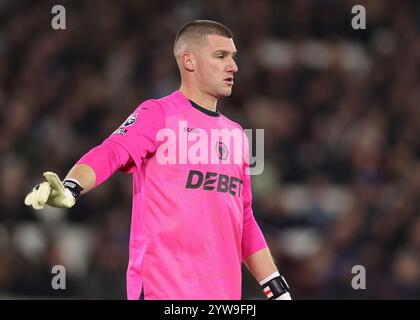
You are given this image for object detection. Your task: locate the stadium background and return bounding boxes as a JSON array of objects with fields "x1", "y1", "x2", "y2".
[{"x1": 1, "y1": 0, "x2": 419, "y2": 299}]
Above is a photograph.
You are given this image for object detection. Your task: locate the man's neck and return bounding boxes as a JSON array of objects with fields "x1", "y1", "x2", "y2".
[{"x1": 179, "y1": 85, "x2": 218, "y2": 112}]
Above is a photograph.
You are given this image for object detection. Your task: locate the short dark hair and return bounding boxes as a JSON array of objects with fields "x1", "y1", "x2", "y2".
[
  {"x1": 175, "y1": 20, "x2": 233, "y2": 43},
  {"x1": 174, "y1": 20, "x2": 233, "y2": 57}
]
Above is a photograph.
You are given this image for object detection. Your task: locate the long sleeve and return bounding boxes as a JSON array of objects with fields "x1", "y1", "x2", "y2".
[
  {"x1": 76, "y1": 100, "x2": 165, "y2": 188},
  {"x1": 241, "y1": 133, "x2": 268, "y2": 260}
]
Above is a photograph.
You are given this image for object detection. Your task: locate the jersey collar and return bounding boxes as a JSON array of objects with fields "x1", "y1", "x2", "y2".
[{"x1": 188, "y1": 100, "x2": 220, "y2": 117}]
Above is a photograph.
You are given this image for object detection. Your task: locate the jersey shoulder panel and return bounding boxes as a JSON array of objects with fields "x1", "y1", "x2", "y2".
[{"x1": 156, "y1": 91, "x2": 191, "y2": 118}]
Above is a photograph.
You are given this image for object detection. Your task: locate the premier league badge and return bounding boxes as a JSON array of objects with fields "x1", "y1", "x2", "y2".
[{"x1": 122, "y1": 113, "x2": 138, "y2": 127}]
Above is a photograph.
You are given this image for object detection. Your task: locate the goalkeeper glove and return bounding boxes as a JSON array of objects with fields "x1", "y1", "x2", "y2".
[
  {"x1": 260, "y1": 272, "x2": 292, "y2": 300},
  {"x1": 24, "y1": 172, "x2": 83, "y2": 210}
]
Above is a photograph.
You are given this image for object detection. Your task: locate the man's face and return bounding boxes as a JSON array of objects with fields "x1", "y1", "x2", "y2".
[{"x1": 193, "y1": 34, "x2": 238, "y2": 98}]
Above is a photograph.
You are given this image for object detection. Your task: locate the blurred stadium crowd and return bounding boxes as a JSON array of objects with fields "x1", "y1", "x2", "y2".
[{"x1": 1, "y1": 0, "x2": 420, "y2": 299}]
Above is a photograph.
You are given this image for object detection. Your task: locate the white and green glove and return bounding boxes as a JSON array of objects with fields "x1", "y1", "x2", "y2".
[{"x1": 24, "y1": 172, "x2": 83, "y2": 210}]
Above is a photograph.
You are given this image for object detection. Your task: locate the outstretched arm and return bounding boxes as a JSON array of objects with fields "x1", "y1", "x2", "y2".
[
  {"x1": 25, "y1": 100, "x2": 165, "y2": 210},
  {"x1": 65, "y1": 163, "x2": 96, "y2": 195},
  {"x1": 24, "y1": 140, "x2": 131, "y2": 210}
]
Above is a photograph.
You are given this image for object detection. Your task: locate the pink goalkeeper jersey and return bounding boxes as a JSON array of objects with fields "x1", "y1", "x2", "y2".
[{"x1": 78, "y1": 90, "x2": 267, "y2": 300}]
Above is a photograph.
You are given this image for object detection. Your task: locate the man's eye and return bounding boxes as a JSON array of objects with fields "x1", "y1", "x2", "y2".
[{"x1": 217, "y1": 55, "x2": 224, "y2": 58}]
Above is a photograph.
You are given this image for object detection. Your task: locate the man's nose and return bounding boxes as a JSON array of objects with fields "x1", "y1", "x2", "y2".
[{"x1": 226, "y1": 59, "x2": 238, "y2": 73}]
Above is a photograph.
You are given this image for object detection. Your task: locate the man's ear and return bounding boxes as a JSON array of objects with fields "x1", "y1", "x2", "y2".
[{"x1": 182, "y1": 53, "x2": 195, "y2": 72}]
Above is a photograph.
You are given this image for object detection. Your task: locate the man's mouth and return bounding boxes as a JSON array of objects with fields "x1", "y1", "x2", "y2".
[{"x1": 224, "y1": 77, "x2": 234, "y2": 85}]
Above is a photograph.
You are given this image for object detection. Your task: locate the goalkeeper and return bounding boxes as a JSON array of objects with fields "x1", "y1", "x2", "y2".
[{"x1": 25, "y1": 20, "x2": 291, "y2": 300}]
